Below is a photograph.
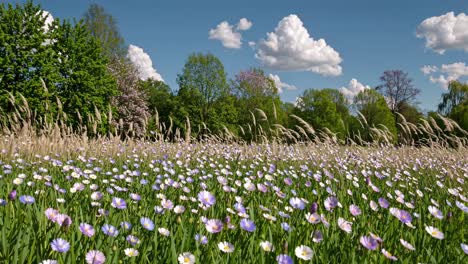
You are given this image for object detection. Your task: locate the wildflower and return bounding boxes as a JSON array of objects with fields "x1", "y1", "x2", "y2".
[
  {"x1": 381, "y1": 249, "x2": 398, "y2": 261},
  {"x1": 195, "y1": 234, "x2": 208, "y2": 245},
  {"x1": 205, "y1": 219, "x2": 223, "y2": 233},
  {"x1": 218, "y1": 241, "x2": 234, "y2": 253},
  {"x1": 378, "y1": 198, "x2": 389, "y2": 208},
  {"x1": 174, "y1": 205, "x2": 186, "y2": 214},
  {"x1": 8, "y1": 190, "x2": 17, "y2": 200},
  {"x1": 295, "y1": 245, "x2": 313, "y2": 260},
  {"x1": 281, "y1": 222, "x2": 291, "y2": 232},
  {"x1": 50, "y1": 238, "x2": 70, "y2": 253},
  {"x1": 79, "y1": 223, "x2": 95, "y2": 237},
  {"x1": 85, "y1": 250, "x2": 106, "y2": 264},
  {"x1": 349, "y1": 204, "x2": 361, "y2": 216},
  {"x1": 324, "y1": 196, "x2": 338, "y2": 211},
  {"x1": 259, "y1": 241, "x2": 274, "y2": 252},
  {"x1": 40, "y1": 260, "x2": 58, "y2": 264},
  {"x1": 45, "y1": 208, "x2": 60, "y2": 222},
  {"x1": 0, "y1": 199, "x2": 6, "y2": 206},
  {"x1": 102, "y1": 224, "x2": 119, "y2": 237},
  {"x1": 124, "y1": 248, "x2": 139, "y2": 257},
  {"x1": 428, "y1": 206, "x2": 443, "y2": 219},
  {"x1": 276, "y1": 254, "x2": 293, "y2": 264},
  {"x1": 19, "y1": 195, "x2": 35, "y2": 204},
  {"x1": 178, "y1": 252, "x2": 195, "y2": 264},
  {"x1": 399, "y1": 239, "x2": 415, "y2": 251},
  {"x1": 158, "y1": 227, "x2": 170, "y2": 236},
  {"x1": 240, "y1": 219, "x2": 256, "y2": 232},
  {"x1": 161, "y1": 199, "x2": 174, "y2": 210},
  {"x1": 120, "y1": 221, "x2": 132, "y2": 230},
  {"x1": 311, "y1": 230, "x2": 323, "y2": 243},
  {"x1": 425, "y1": 226, "x2": 444, "y2": 239},
  {"x1": 337, "y1": 217, "x2": 352, "y2": 233},
  {"x1": 289, "y1": 197, "x2": 305, "y2": 210},
  {"x1": 129, "y1": 193, "x2": 141, "y2": 201},
  {"x1": 126, "y1": 235, "x2": 140, "y2": 246},
  {"x1": 305, "y1": 212, "x2": 320, "y2": 224},
  {"x1": 360, "y1": 236, "x2": 378, "y2": 250},
  {"x1": 111, "y1": 197, "x2": 127, "y2": 209},
  {"x1": 461, "y1": 243, "x2": 468, "y2": 255},
  {"x1": 140, "y1": 217, "x2": 155, "y2": 231},
  {"x1": 198, "y1": 191, "x2": 216, "y2": 207}
]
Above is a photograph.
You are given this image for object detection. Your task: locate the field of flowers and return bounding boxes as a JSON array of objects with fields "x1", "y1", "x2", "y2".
[{"x1": 0, "y1": 141, "x2": 467, "y2": 263}]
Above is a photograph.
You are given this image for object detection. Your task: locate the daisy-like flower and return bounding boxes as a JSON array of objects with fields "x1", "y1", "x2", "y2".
[
  {"x1": 311, "y1": 230, "x2": 323, "y2": 243},
  {"x1": 428, "y1": 206, "x2": 443, "y2": 219},
  {"x1": 178, "y1": 252, "x2": 195, "y2": 264},
  {"x1": 425, "y1": 226, "x2": 444, "y2": 239},
  {"x1": 396, "y1": 209, "x2": 412, "y2": 224},
  {"x1": 276, "y1": 254, "x2": 293, "y2": 264},
  {"x1": 45, "y1": 208, "x2": 60, "y2": 222},
  {"x1": 295, "y1": 245, "x2": 313, "y2": 260},
  {"x1": 79, "y1": 223, "x2": 95, "y2": 237},
  {"x1": 158, "y1": 227, "x2": 170, "y2": 236},
  {"x1": 205, "y1": 219, "x2": 223, "y2": 233},
  {"x1": 126, "y1": 235, "x2": 141, "y2": 246},
  {"x1": 198, "y1": 191, "x2": 216, "y2": 207},
  {"x1": 111, "y1": 197, "x2": 127, "y2": 209},
  {"x1": 161, "y1": 199, "x2": 174, "y2": 210},
  {"x1": 102, "y1": 224, "x2": 119, "y2": 237},
  {"x1": 378, "y1": 198, "x2": 389, "y2": 208},
  {"x1": 19, "y1": 195, "x2": 35, "y2": 204},
  {"x1": 40, "y1": 260, "x2": 58, "y2": 264},
  {"x1": 360, "y1": 236, "x2": 378, "y2": 250},
  {"x1": 240, "y1": 219, "x2": 256, "y2": 232},
  {"x1": 305, "y1": 212, "x2": 321, "y2": 224},
  {"x1": 349, "y1": 204, "x2": 361, "y2": 216},
  {"x1": 140, "y1": 217, "x2": 155, "y2": 231},
  {"x1": 399, "y1": 239, "x2": 415, "y2": 251},
  {"x1": 85, "y1": 250, "x2": 106, "y2": 264},
  {"x1": 461, "y1": 243, "x2": 468, "y2": 255},
  {"x1": 259, "y1": 241, "x2": 274, "y2": 252},
  {"x1": 324, "y1": 196, "x2": 338, "y2": 211},
  {"x1": 370, "y1": 201, "x2": 379, "y2": 211},
  {"x1": 120, "y1": 221, "x2": 132, "y2": 230},
  {"x1": 289, "y1": 197, "x2": 306, "y2": 210},
  {"x1": 195, "y1": 234, "x2": 208, "y2": 245},
  {"x1": 337, "y1": 217, "x2": 352, "y2": 234},
  {"x1": 218, "y1": 241, "x2": 234, "y2": 253},
  {"x1": 124, "y1": 248, "x2": 139, "y2": 257},
  {"x1": 381, "y1": 248, "x2": 398, "y2": 261},
  {"x1": 50, "y1": 238, "x2": 70, "y2": 253}
]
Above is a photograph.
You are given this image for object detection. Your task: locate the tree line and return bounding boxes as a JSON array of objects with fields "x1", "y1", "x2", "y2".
[{"x1": 0, "y1": 2, "x2": 466, "y2": 145}]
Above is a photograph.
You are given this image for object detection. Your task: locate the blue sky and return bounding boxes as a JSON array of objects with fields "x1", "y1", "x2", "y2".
[{"x1": 7, "y1": 0, "x2": 468, "y2": 111}]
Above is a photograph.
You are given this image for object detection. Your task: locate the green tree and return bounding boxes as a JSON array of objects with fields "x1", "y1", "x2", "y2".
[
  {"x1": 51, "y1": 19, "x2": 117, "y2": 131},
  {"x1": 82, "y1": 4, "x2": 125, "y2": 58},
  {"x1": 354, "y1": 89, "x2": 397, "y2": 142},
  {"x1": 176, "y1": 53, "x2": 228, "y2": 134},
  {"x1": 438, "y1": 81, "x2": 468, "y2": 131},
  {"x1": 0, "y1": 1, "x2": 58, "y2": 118},
  {"x1": 294, "y1": 88, "x2": 349, "y2": 138}
]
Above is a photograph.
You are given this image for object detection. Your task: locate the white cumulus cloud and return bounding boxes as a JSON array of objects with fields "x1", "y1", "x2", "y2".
[
  {"x1": 268, "y1": 74, "x2": 297, "y2": 93},
  {"x1": 127, "y1": 44, "x2": 164, "y2": 82},
  {"x1": 339, "y1": 78, "x2": 370, "y2": 101},
  {"x1": 423, "y1": 62, "x2": 468, "y2": 89},
  {"x1": 255, "y1": 14, "x2": 342, "y2": 76},
  {"x1": 209, "y1": 18, "x2": 253, "y2": 49},
  {"x1": 416, "y1": 12, "x2": 468, "y2": 54}
]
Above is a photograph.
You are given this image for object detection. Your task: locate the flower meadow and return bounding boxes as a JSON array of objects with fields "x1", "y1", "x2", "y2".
[{"x1": 0, "y1": 142, "x2": 467, "y2": 263}]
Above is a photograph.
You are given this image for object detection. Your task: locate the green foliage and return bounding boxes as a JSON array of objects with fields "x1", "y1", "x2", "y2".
[
  {"x1": 82, "y1": 4, "x2": 126, "y2": 58},
  {"x1": 294, "y1": 88, "x2": 349, "y2": 138},
  {"x1": 354, "y1": 89, "x2": 397, "y2": 142},
  {"x1": 0, "y1": 2, "x2": 58, "y2": 118},
  {"x1": 176, "y1": 53, "x2": 229, "y2": 135},
  {"x1": 438, "y1": 81, "x2": 468, "y2": 131}
]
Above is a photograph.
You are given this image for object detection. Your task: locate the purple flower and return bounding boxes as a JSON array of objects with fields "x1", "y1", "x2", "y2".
[
  {"x1": 324, "y1": 196, "x2": 338, "y2": 211},
  {"x1": 360, "y1": 236, "x2": 378, "y2": 250},
  {"x1": 195, "y1": 234, "x2": 208, "y2": 245},
  {"x1": 130, "y1": 193, "x2": 141, "y2": 201},
  {"x1": 56, "y1": 214, "x2": 72, "y2": 227},
  {"x1": 102, "y1": 224, "x2": 119, "y2": 237},
  {"x1": 126, "y1": 235, "x2": 141, "y2": 246},
  {"x1": 276, "y1": 254, "x2": 294, "y2": 264},
  {"x1": 198, "y1": 191, "x2": 216, "y2": 207},
  {"x1": 289, "y1": 197, "x2": 305, "y2": 210},
  {"x1": 240, "y1": 219, "x2": 256, "y2": 232},
  {"x1": 111, "y1": 197, "x2": 127, "y2": 209},
  {"x1": 45, "y1": 208, "x2": 60, "y2": 222},
  {"x1": 140, "y1": 217, "x2": 155, "y2": 231},
  {"x1": 349, "y1": 204, "x2": 361, "y2": 216},
  {"x1": 281, "y1": 222, "x2": 291, "y2": 232},
  {"x1": 8, "y1": 190, "x2": 17, "y2": 201},
  {"x1": 19, "y1": 195, "x2": 35, "y2": 204},
  {"x1": 309, "y1": 202, "x2": 318, "y2": 214},
  {"x1": 205, "y1": 219, "x2": 223, "y2": 233},
  {"x1": 396, "y1": 209, "x2": 412, "y2": 224},
  {"x1": 50, "y1": 238, "x2": 70, "y2": 253},
  {"x1": 85, "y1": 250, "x2": 106, "y2": 264},
  {"x1": 378, "y1": 198, "x2": 389, "y2": 208},
  {"x1": 120, "y1": 221, "x2": 132, "y2": 230},
  {"x1": 0, "y1": 199, "x2": 6, "y2": 206},
  {"x1": 79, "y1": 223, "x2": 95, "y2": 237}
]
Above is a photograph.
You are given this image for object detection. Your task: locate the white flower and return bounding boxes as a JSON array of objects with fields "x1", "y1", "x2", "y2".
[
  {"x1": 295, "y1": 245, "x2": 313, "y2": 260},
  {"x1": 124, "y1": 248, "x2": 139, "y2": 257},
  {"x1": 305, "y1": 212, "x2": 320, "y2": 224},
  {"x1": 400, "y1": 239, "x2": 415, "y2": 251},
  {"x1": 428, "y1": 206, "x2": 443, "y2": 219},
  {"x1": 425, "y1": 226, "x2": 444, "y2": 239},
  {"x1": 158, "y1": 228, "x2": 170, "y2": 236},
  {"x1": 178, "y1": 252, "x2": 195, "y2": 264},
  {"x1": 218, "y1": 241, "x2": 234, "y2": 253},
  {"x1": 337, "y1": 217, "x2": 352, "y2": 233},
  {"x1": 259, "y1": 241, "x2": 274, "y2": 252}
]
